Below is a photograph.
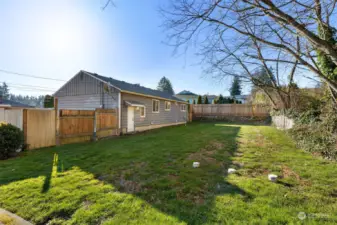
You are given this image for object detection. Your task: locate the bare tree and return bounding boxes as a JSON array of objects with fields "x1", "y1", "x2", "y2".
[{"x1": 161, "y1": 0, "x2": 337, "y2": 105}]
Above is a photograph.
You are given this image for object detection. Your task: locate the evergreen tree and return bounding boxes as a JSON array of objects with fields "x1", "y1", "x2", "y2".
[
  {"x1": 157, "y1": 77, "x2": 175, "y2": 95},
  {"x1": 44, "y1": 95, "x2": 54, "y2": 108},
  {"x1": 218, "y1": 94, "x2": 224, "y2": 104},
  {"x1": 197, "y1": 95, "x2": 202, "y2": 104},
  {"x1": 192, "y1": 99, "x2": 196, "y2": 104},
  {"x1": 0, "y1": 82, "x2": 10, "y2": 100},
  {"x1": 230, "y1": 76, "x2": 242, "y2": 97},
  {"x1": 204, "y1": 96, "x2": 209, "y2": 104},
  {"x1": 253, "y1": 66, "x2": 276, "y2": 87}
]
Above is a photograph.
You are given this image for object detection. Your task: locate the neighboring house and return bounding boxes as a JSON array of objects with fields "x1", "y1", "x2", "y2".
[
  {"x1": 223, "y1": 95, "x2": 250, "y2": 104},
  {"x1": 233, "y1": 95, "x2": 250, "y2": 104},
  {"x1": 0, "y1": 92, "x2": 33, "y2": 109},
  {"x1": 203, "y1": 95, "x2": 218, "y2": 104},
  {"x1": 53, "y1": 70, "x2": 188, "y2": 133},
  {"x1": 175, "y1": 90, "x2": 198, "y2": 103}
]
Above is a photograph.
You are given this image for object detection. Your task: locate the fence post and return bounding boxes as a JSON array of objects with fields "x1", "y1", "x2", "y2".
[
  {"x1": 23, "y1": 109, "x2": 28, "y2": 149},
  {"x1": 93, "y1": 109, "x2": 97, "y2": 141},
  {"x1": 54, "y1": 98, "x2": 60, "y2": 146}
]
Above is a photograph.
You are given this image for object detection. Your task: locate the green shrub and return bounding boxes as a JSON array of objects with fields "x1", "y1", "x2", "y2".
[
  {"x1": 288, "y1": 110, "x2": 337, "y2": 160},
  {"x1": 0, "y1": 123, "x2": 24, "y2": 160}
]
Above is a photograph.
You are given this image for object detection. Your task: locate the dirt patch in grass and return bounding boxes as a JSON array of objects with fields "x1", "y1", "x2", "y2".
[
  {"x1": 281, "y1": 165, "x2": 312, "y2": 186},
  {"x1": 246, "y1": 168, "x2": 270, "y2": 177},
  {"x1": 133, "y1": 161, "x2": 148, "y2": 169},
  {"x1": 187, "y1": 151, "x2": 217, "y2": 165},
  {"x1": 167, "y1": 174, "x2": 179, "y2": 181},
  {"x1": 187, "y1": 140, "x2": 225, "y2": 165},
  {"x1": 119, "y1": 177, "x2": 142, "y2": 193},
  {"x1": 281, "y1": 166, "x2": 300, "y2": 181}
]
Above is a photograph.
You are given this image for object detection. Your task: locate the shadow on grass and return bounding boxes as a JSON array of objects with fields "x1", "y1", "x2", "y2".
[{"x1": 0, "y1": 124, "x2": 250, "y2": 224}]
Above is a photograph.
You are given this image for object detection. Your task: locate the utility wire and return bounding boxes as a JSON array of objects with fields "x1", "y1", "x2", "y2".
[
  {"x1": 10, "y1": 87, "x2": 54, "y2": 92},
  {"x1": 0, "y1": 69, "x2": 66, "y2": 82},
  {"x1": 1, "y1": 82, "x2": 57, "y2": 90}
]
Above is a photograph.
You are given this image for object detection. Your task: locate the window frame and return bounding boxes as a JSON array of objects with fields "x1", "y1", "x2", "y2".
[
  {"x1": 152, "y1": 99, "x2": 160, "y2": 113},
  {"x1": 140, "y1": 106, "x2": 146, "y2": 118},
  {"x1": 165, "y1": 101, "x2": 171, "y2": 111},
  {"x1": 180, "y1": 104, "x2": 186, "y2": 112}
]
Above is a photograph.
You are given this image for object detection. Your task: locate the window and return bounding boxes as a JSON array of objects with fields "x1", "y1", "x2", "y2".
[
  {"x1": 180, "y1": 104, "x2": 186, "y2": 111},
  {"x1": 140, "y1": 107, "x2": 146, "y2": 117},
  {"x1": 152, "y1": 100, "x2": 159, "y2": 113},
  {"x1": 165, "y1": 101, "x2": 171, "y2": 111}
]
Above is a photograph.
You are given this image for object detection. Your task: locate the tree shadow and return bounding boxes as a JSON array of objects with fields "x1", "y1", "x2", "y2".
[
  {"x1": 0, "y1": 123, "x2": 251, "y2": 224},
  {"x1": 41, "y1": 153, "x2": 63, "y2": 193}
]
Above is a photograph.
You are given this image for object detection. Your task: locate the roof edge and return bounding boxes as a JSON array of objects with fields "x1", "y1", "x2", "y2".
[{"x1": 121, "y1": 90, "x2": 188, "y2": 103}]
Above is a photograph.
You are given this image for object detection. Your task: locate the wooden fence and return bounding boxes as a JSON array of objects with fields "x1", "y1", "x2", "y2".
[
  {"x1": 0, "y1": 108, "x2": 23, "y2": 129},
  {"x1": 192, "y1": 104, "x2": 269, "y2": 118},
  {"x1": 58, "y1": 109, "x2": 118, "y2": 145},
  {"x1": 2, "y1": 107, "x2": 118, "y2": 150},
  {"x1": 23, "y1": 109, "x2": 56, "y2": 150}
]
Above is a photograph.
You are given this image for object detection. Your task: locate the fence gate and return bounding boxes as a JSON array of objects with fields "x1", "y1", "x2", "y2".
[{"x1": 58, "y1": 109, "x2": 118, "y2": 145}]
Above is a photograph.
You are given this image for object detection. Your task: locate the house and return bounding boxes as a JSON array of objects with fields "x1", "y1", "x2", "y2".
[
  {"x1": 0, "y1": 90, "x2": 33, "y2": 109},
  {"x1": 203, "y1": 95, "x2": 218, "y2": 104},
  {"x1": 175, "y1": 91, "x2": 219, "y2": 104},
  {"x1": 53, "y1": 70, "x2": 188, "y2": 133},
  {"x1": 233, "y1": 95, "x2": 250, "y2": 104},
  {"x1": 175, "y1": 90, "x2": 198, "y2": 103}
]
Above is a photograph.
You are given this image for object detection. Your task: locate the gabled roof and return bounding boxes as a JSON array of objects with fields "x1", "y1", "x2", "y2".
[
  {"x1": 82, "y1": 71, "x2": 184, "y2": 102},
  {"x1": 0, "y1": 99, "x2": 34, "y2": 108},
  {"x1": 176, "y1": 90, "x2": 197, "y2": 96}
]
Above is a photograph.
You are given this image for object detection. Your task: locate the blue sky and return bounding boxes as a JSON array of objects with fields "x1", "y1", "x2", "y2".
[{"x1": 0, "y1": 0, "x2": 315, "y2": 97}]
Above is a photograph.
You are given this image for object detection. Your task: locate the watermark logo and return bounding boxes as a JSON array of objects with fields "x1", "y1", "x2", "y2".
[
  {"x1": 298, "y1": 212, "x2": 331, "y2": 221},
  {"x1": 298, "y1": 212, "x2": 307, "y2": 220}
]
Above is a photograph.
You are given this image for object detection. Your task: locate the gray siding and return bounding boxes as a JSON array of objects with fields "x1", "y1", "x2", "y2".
[
  {"x1": 54, "y1": 71, "x2": 119, "y2": 109},
  {"x1": 121, "y1": 93, "x2": 187, "y2": 129},
  {"x1": 57, "y1": 95, "x2": 101, "y2": 110}
]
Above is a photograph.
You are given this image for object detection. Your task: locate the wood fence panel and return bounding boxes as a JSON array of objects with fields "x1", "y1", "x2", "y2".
[
  {"x1": 59, "y1": 109, "x2": 95, "y2": 144},
  {"x1": 192, "y1": 104, "x2": 269, "y2": 118},
  {"x1": 5, "y1": 109, "x2": 23, "y2": 129},
  {"x1": 24, "y1": 109, "x2": 56, "y2": 150},
  {"x1": 96, "y1": 109, "x2": 118, "y2": 138},
  {"x1": 59, "y1": 108, "x2": 118, "y2": 143},
  {"x1": 0, "y1": 108, "x2": 4, "y2": 121}
]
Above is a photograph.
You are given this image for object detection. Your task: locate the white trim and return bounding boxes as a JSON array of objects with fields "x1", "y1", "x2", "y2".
[
  {"x1": 124, "y1": 101, "x2": 145, "y2": 107},
  {"x1": 165, "y1": 101, "x2": 171, "y2": 111},
  {"x1": 152, "y1": 99, "x2": 160, "y2": 113},
  {"x1": 118, "y1": 92, "x2": 121, "y2": 129},
  {"x1": 53, "y1": 71, "x2": 81, "y2": 96},
  {"x1": 82, "y1": 71, "x2": 122, "y2": 91},
  {"x1": 122, "y1": 90, "x2": 187, "y2": 104},
  {"x1": 140, "y1": 106, "x2": 146, "y2": 118}
]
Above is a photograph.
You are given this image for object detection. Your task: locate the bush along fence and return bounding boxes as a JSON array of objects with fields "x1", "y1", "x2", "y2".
[{"x1": 191, "y1": 104, "x2": 270, "y2": 120}]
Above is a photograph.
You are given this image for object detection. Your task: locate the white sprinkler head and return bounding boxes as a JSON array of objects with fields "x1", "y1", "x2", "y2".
[
  {"x1": 268, "y1": 174, "x2": 278, "y2": 182},
  {"x1": 193, "y1": 162, "x2": 200, "y2": 168},
  {"x1": 227, "y1": 168, "x2": 236, "y2": 174}
]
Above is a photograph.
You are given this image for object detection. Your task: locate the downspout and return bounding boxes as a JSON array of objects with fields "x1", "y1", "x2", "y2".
[{"x1": 118, "y1": 92, "x2": 122, "y2": 134}]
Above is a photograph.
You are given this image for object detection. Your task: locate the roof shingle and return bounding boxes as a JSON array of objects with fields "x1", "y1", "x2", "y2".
[{"x1": 83, "y1": 71, "x2": 184, "y2": 102}]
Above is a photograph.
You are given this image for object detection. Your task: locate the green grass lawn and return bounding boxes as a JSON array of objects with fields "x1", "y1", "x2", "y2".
[{"x1": 1, "y1": 123, "x2": 337, "y2": 224}]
